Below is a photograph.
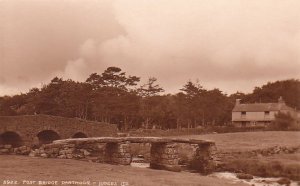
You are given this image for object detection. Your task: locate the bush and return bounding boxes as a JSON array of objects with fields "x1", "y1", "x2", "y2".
[{"x1": 272, "y1": 112, "x2": 297, "y2": 130}]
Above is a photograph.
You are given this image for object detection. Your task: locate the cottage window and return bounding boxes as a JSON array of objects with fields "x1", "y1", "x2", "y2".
[
  {"x1": 241, "y1": 111, "x2": 246, "y2": 118},
  {"x1": 264, "y1": 111, "x2": 270, "y2": 118}
]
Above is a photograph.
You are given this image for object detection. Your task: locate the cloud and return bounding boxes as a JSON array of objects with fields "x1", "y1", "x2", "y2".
[
  {"x1": 1, "y1": 0, "x2": 300, "y2": 95},
  {"x1": 107, "y1": 0, "x2": 300, "y2": 92},
  {"x1": 0, "y1": 0, "x2": 123, "y2": 95},
  {"x1": 0, "y1": 76, "x2": 6, "y2": 84},
  {"x1": 59, "y1": 39, "x2": 100, "y2": 82}
]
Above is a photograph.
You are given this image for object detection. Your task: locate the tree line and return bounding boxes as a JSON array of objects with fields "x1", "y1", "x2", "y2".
[{"x1": 0, "y1": 67, "x2": 299, "y2": 130}]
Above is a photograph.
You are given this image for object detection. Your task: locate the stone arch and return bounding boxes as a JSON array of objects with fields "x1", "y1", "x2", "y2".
[
  {"x1": 72, "y1": 132, "x2": 88, "y2": 138},
  {"x1": 37, "y1": 130, "x2": 60, "y2": 145},
  {"x1": 0, "y1": 131, "x2": 23, "y2": 147}
]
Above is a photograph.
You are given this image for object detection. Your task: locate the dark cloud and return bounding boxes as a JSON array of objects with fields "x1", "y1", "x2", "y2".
[{"x1": 0, "y1": 0, "x2": 299, "y2": 95}]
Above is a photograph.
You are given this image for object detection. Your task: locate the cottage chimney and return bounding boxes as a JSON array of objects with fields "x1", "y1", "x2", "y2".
[
  {"x1": 236, "y1": 99, "x2": 241, "y2": 105},
  {"x1": 278, "y1": 96, "x2": 285, "y2": 104}
]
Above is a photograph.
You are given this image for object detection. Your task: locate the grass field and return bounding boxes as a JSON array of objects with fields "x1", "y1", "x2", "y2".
[
  {"x1": 0, "y1": 155, "x2": 247, "y2": 186},
  {"x1": 132, "y1": 131, "x2": 300, "y2": 159},
  {"x1": 179, "y1": 131, "x2": 300, "y2": 152}
]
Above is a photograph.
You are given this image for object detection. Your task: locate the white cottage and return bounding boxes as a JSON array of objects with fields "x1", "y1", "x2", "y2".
[{"x1": 232, "y1": 97, "x2": 296, "y2": 127}]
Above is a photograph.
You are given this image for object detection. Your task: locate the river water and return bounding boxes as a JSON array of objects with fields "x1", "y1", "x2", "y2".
[
  {"x1": 209, "y1": 172, "x2": 299, "y2": 186},
  {"x1": 130, "y1": 157, "x2": 150, "y2": 168},
  {"x1": 130, "y1": 158, "x2": 298, "y2": 186}
]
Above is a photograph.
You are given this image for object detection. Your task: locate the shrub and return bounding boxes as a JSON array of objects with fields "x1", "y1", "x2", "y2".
[{"x1": 272, "y1": 112, "x2": 296, "y2": 130}]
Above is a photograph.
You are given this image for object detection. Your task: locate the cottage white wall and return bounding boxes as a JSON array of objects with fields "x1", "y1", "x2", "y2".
[{"x1": 232, "y1": 111, "x2": 278, "y2": 121}]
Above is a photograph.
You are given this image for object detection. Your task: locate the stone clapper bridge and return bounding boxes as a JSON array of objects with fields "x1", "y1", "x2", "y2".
[
  {"x1": 39, "y1": 137, "x2": 217, "y2": 173},
  {"x1": 0, "y1": 115, "x2": 217, "y2": 173}
]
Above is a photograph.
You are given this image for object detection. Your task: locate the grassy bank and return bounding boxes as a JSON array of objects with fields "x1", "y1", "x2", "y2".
[
  {"x1": 224, "y1": 153, "x2": 300, "y2": 180},
  {"x1": 0, "y1": 155, "x2": 246, "y2": 186}
]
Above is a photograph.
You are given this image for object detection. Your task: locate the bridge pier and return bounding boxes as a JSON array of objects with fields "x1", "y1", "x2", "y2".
[
  {"x1": 105, "y1": 142, "x2": 131, "y2": 165},
  {"x1": 150, "y1": 142, "x2": 181, "y2": 172},
  {"x1": 189, "y1": 143, "x2": 217, "y2": 173}
]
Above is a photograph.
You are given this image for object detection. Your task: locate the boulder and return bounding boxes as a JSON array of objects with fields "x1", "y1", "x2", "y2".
[
  {"x1": 40, "y1": 153, "x2": 48, "y2": 158},
  {"x1": 59, "y1": 150, "x2": 66, "y2": 155},
  {"x1": 66, "y1": 154, "x2": 73, "y2": 159},
  {"x1": 83, "y1": 150, "x2": 91, "y2": 156},
  {"x1": 13, "y1": 148, "x2": 19, "y2": 153},
  {"x1": 0, "y1": 149, "x2": 9, "y2": 153},
  {"x1": 29, "y1": 152, "x2": 37, "y2": 157},
  {"x1": 236, "y1": 173, "x2": 254, "y2": 180},
  {"x1": 4, "y1": 144, "x2": 12, "y2": 149},
  {"x1": 58, "y1": 155, "x2": 66, "y2": 159},
  {"x1": 20, "y1": 149, "x2": 30, "y2": 155},
  {"x1": 19, "y1": 146, "x2": 27, "y2": 151},
  {"x1": 277, "y1": 178, "x2": 291, "y2": 185},
  {"x1": 52, "y1": 148, "x2": 60, "y2": 154},
  {"x1": 65, "y1": 149, "x2": 75, "y2": 154},
  {"x1": 85, "y1": 157, "x2": 99, "y2": 162}
]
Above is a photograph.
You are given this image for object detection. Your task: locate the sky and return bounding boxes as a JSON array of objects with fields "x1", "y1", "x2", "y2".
[{"x1": 0, "y1": 0, "x2": 300, "y2": 96}]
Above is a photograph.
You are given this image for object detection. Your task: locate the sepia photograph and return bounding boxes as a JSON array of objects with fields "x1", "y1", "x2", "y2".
[{"x1": 0, "y1": 0, "x2": 300, "y2": 185}]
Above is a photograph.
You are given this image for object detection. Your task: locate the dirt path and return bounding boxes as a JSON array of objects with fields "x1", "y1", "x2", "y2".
[{"x1": 0, "y1": 155, "x2": 247, "y2": 186}]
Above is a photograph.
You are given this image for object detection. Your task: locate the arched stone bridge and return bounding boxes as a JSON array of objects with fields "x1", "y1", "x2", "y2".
[
  {"x1": 0, "y1": 115, "x2": 117, "y2": 147},
  {"x1": 37, "y1": 137, "x2": 217, "y2": 172}
]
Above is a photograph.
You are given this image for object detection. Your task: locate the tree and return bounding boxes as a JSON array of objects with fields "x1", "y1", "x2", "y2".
[
  {"x1": 1, "y1": 67, "x2": 298, "y2": 132},
  {"x1": 243, "y1": 79, "x2": 300, "y2": 109},
  {"x1": 176, "y1": 80, "x2": 231, "y2": 127},
  {"x1": 85, "y1": 73, "x2": 103, "y2": 90},
  {"x1": 180, "y1": 80, "x2": 205, "y2": 98},
  {"x1": 58, "y1": 80, "x2": 92, "y2": 119},
  {"x1": 34, "y1": 77, "x2": 64, "y2": 115},
  {"x1": 138, "y1": 77, "x2": 164, "y2": 97},
  {"x1": 179, "y1": 80, "x2": 207, "y2": 128},
  {"x1": 86, "y1": 67, "x2": 141, "y2": 130},
  {"x1": 203, "y1": 89, "x2": 231, "y2": 125},
  {"x1": 19, "y1": 88, "x2": 40, "y2": 115},
  {"x1": 0, "y1": 96, "x2": 17, "y2": 116},
  {"x1": 101, "y1": 67, "x2": 140, "y2": 91},
  {"x1": 138, "y1": 77, "x2": 164, "y2": 129}
]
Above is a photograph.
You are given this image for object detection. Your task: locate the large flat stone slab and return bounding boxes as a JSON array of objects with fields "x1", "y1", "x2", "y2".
[
  {"x1": 53, "y1": 137, "x2": 214, "y2": 145},
  {"x1": 169, "y1": 138, "x2": 215, "y2": 145}
]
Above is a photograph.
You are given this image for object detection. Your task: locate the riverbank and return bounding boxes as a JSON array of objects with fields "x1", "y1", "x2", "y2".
[{"x1": 179, "y1": 131, "x2": 300, "y2": 181}]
